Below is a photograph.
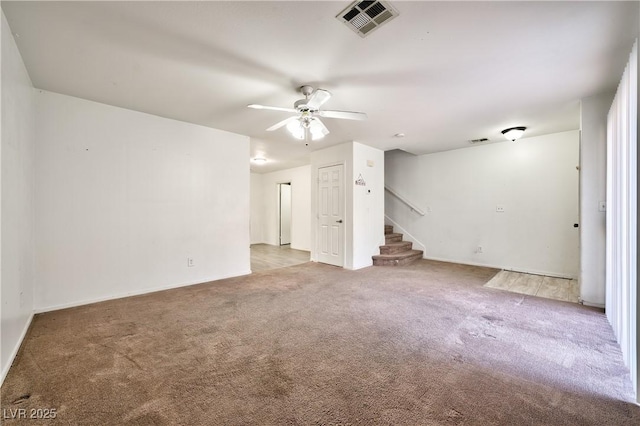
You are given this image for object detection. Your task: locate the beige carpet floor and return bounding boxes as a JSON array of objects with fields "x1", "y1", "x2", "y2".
[{"x1": 1, "y1": 260, "x2": 638, "y2": 425}]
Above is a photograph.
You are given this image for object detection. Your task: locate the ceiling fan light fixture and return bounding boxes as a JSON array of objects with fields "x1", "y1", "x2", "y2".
[
  {"x1": 250, "y1": 85, "x2": 365, "y2": 142},
  {"x1": 501, "y1": 126, "x2": 526, "y2": 141},
  {"x1": 292, "y1": 128, "x2": 305, "y2": 140},
  {"x1": 309, "y1": 119, "x2": 328, "y2": 140},
  {"x1": 286, "y1": 120, "x2": 305, "y2": 140},
  {"x1": 286, "y1": 119, "x2": 300, "y2": 133}
]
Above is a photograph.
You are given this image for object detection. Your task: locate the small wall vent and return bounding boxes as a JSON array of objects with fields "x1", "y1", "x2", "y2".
[{"x1": 337, "y1": 1, "x2": 399, "y2": 38}]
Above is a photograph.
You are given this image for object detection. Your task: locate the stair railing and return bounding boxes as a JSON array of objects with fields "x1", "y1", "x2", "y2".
[{"x1": 384, "y1": 186, "x2": 426, "y2": 216}]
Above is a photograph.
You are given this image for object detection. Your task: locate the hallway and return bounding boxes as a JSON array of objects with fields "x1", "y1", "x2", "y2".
[{"x1": 250, "y1": 244, "x2": 310, "y2": 272}]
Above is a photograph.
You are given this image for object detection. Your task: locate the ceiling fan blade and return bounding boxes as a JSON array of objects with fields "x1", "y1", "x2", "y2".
[
  {"x1": 266, "y1": 116, "x2": 298, "y2": 132},
  {"x1": 315, "y1": 118, "x2": 330, "y2": 135},
  {"x1": 319, "y1": 110, "x2": 368, "y2": 120},
  {"x1": 248, "y1": 104, "x2": 297, "y2": 113},
  {"x1": 306, "y1": 89, "x2": 332, "y2": 109}
]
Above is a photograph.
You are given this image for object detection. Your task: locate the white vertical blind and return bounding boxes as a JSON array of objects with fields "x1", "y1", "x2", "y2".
[{"x1": 606, "y1": 40, "x2": 638, "y2": 401}]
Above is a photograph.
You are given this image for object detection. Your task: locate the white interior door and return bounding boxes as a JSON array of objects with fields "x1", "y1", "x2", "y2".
[
  {"x1": 317, "y1": 164, "x2": 344, "y2": 267},
  {"x1": 279, "y1": 183, "x2": 291, "y2": 245}
]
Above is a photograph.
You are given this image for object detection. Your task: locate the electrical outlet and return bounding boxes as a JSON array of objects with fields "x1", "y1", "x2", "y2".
[
  {"x1": 187, "y1": 258, "x2": 195, "y2": 267},
  {"x1": 496, "y1": 205, "x2": 505, "y2": 213}
]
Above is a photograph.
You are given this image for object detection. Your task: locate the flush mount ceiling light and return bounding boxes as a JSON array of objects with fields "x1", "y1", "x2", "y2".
[
  {"x1": 501, "y1": 126, "x2": 527, "y2": 141},
  {"x1": 252, "y1": 157, "x2": 267, "y2": 164}
]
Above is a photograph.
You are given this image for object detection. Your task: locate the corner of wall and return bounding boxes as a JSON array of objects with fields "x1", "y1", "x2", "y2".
[
  {"x1": 1, "y1": 10, "x2": 37, "y2": 386},
  {"x1": 385, "y1": 132, "x2": 580, "y2": 277},
  {"x1": 579, "y1": 92, "x2": 615, "y2": 306}
]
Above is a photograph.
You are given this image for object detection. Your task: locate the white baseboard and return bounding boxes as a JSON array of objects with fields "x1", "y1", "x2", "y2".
[
  {"x1": 580, "y1": 300, "x2": 605, "y2": 309},
  {"x1": 421, "y1": 255, "x2": 577, "y2": 280},
  {"x1": 34, "y1": 270, "x2": 252, "y2": 314},
  {"x1": 1, "y1": 312, "x2": 34, "y2": 387},
  {"x1": 349, "y1": 260, "x2": 374, "y2": 270}
]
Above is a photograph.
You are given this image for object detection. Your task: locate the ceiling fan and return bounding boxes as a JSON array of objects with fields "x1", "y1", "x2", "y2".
[{"x1": 248, "y1": 85, "x2": 367, "y2": 143}]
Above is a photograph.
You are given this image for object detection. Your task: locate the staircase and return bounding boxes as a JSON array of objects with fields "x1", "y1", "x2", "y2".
[{"x1": 372, "y1": 225, "x2": 423, "y2": 266}]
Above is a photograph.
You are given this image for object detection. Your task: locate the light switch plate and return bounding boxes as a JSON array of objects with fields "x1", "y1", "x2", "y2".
[{"x1": 599, "y1": 201, "x2": 606, "y2": 212}]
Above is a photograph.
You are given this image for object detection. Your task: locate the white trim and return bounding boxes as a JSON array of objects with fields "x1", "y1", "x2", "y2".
[
  {"x1": 1, "y1": 312, "x2": 34, "y2": 387},
  {"x1": 350, "y1": 259, "x2": 374, "y2": 270},
  {"x1": 581, "y1": 300, "x2": 606, "y2": 309},
  {"x1": 34, "y1": 270, "x2": 252, "y2": 314},
  {"x1": 605, "y1": 39, "x2": 638, "y2": 401},
  {"x1": 421, "y1": 255, "x2": 577, "y2": 280}
]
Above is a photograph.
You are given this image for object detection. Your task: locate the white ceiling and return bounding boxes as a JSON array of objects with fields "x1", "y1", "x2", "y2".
[{"x1": 3, "y1": 1, "x2": 638, "y2": 173}]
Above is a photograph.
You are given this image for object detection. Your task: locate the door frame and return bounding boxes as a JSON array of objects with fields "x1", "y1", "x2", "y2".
[
  {"x1": 277, "y1": 182, "x2": 292, "y2": 246},
  {"x1": 315, "y1": 162, "x2": 346, "y2": 267}
]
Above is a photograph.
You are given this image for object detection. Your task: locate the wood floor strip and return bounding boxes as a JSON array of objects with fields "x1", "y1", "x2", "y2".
[{"x1": 484, "y1": 271, "x2": 579, "y2": 304}]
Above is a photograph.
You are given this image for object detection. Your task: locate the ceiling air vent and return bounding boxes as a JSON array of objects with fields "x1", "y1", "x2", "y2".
[
  {"x1": 469, "y1": 138, "x2": 490, "y2": 144},
  {"x1": 337, "y1": 0, "x2": 399, "y2": 38}
]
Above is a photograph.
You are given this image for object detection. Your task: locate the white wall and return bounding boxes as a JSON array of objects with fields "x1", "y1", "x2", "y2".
[
  {"x1": 257, "y1": 165, "x2": 311, "y2": 251},
  {"x1": 34, "y1": 90, "x2": 250, "y2": 311},
  {"x1": 1, "y1": 12, "x2": 36, "y2": 383},
  {"x1": 310, "y1": 142, "x2": 384, "y2": 270},
  {"x1": 250, "y1": 172, "x2": 264, "y2": 244},
  {"x1": 352, "y1": 142, "x2": 385, "y2": 269},
  {"x1": 580, "y1": 92, "x2": 614, "y2": 307},
  {"x1": 385, "y1": 131, "x2": 580, "y2": 278}
]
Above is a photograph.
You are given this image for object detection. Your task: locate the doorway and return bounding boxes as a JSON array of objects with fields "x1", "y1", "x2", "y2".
[
  {"x1": 279, "y1": 183, "x2": 292, "y2": 246},
  {"x1": 317, "y1": 164, "x2": 344, "y2": 267}
]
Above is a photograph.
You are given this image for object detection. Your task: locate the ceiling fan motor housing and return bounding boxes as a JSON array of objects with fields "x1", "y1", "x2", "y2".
[
  {"x1": 248, "y1": 84, "x2": 366, "y2": 135},
  {"x1": 299, "y1": 85, "x2": 314, "y2": 97},
  {"x1": 294, "y1": 99, "x2": 315, "y2": 112},
  {"x1": 295, "y1": 85, "x2": 319, "y2": 112}
]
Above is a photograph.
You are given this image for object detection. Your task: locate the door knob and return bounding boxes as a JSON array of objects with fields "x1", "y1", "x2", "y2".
[{"x1": 336, "y1": 220, "x2": 343, "y2": 223}]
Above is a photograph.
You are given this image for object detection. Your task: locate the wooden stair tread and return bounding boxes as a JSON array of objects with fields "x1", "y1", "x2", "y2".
[
  {"x1": 380, "y1": 241, "x2": 411, "y2": 248},
  {"x1": 385, "y1": 233, "x2": 403, "y2": 243},
  {"x1": 379, "y1": 240, "x2": 413, "y2": 255},
  {"x1": 375, "y1": 225, "x2": 421, "y2": 266}
]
